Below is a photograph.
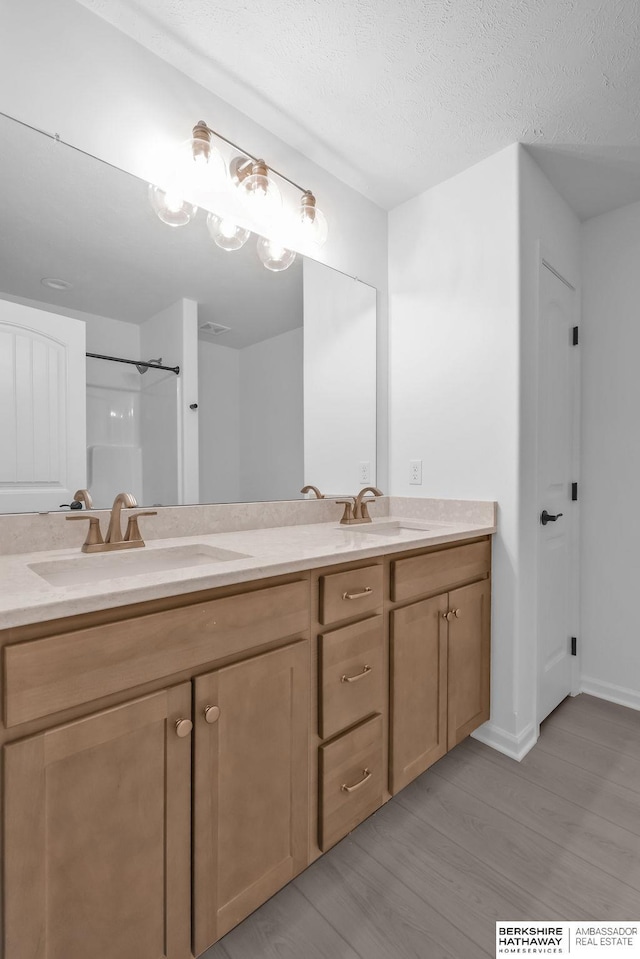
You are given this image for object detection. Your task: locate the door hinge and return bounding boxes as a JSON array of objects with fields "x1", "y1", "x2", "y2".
[
  {"x1": 571, "y1": 482, "x2": 578, "y2": 502},
  {"x1": 571, "y1": 636, "x2": 577, "y2": 656},
  {"x1": 572, "y1": 326, "x2": 579, "y2": 346}
]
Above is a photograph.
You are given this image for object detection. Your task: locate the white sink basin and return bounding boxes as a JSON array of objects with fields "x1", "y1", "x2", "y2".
[
  {"x1": 338, "y1": 521, "x2": 433, "y2": 536},
  {"x1": 29, "y1": 544, "x2": 251, "y2": 586}
]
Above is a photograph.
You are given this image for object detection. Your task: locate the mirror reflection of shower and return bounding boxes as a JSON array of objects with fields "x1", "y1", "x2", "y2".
[{"x1": 86, "y1": 338, "x2": 180, "y2": 510}]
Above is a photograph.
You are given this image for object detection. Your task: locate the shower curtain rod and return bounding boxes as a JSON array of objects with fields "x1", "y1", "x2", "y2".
[{"x1": 86, "y1": 352, "x2": 180, "y2": 375}]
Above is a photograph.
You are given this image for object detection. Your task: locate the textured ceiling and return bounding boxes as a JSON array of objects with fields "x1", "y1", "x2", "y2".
[{"x1": 76, "y1": 0, "x2": 640, "y2": 216}]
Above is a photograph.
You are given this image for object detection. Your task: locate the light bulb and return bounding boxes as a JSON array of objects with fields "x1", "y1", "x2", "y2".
[
  {"x1": 148, "y1": 183, "x2": 197, "y2": 227},
  {"x1": 232, "y1": 158, "x2": 281, "y2": 223},
  {"x1": 170, "y1": 122, "x2": 227, "y2": 202},
  {"x1": 256, "y1": 236, "x2": 296, "y2": 272},
  {"x1": 206, "y1": 212, "x2": 251, "y2": 251},
  {"x1": 298, "y1": 191, "x2": 328, "y2": 247}
]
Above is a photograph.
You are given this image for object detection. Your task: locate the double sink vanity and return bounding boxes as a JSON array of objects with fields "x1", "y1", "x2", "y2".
[{"x1": 0, "y1": 496, "x2": 495, "y2": 959}]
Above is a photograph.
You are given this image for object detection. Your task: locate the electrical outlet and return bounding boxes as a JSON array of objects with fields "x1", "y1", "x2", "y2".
[
  {"x1": 359, "y1": 461, "x2": 371, "y2": 484},
  {"x1": 409, "y1": 460, "x2": 422, "y2": 485}
]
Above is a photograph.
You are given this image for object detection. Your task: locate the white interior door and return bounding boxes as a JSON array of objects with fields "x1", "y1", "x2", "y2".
[
  {"x1": 537, "y1": 263, "x2": 578, "y2": 722},
  {"x1": 0, "y1": 299, "x2": 86, "y2": 513}
]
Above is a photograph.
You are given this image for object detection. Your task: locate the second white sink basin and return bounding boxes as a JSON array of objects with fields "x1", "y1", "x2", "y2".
[
  {"x1": 29, "y1": 544, "x2": 251, "y2": 586},
  {"x1": 339, "y1": 521, "x2": 433, "y2": 536}
]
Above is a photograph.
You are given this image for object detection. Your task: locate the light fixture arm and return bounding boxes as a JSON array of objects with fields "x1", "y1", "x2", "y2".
[{"x1": 198, "y1": 122, "x2": 312, "y2": 197}]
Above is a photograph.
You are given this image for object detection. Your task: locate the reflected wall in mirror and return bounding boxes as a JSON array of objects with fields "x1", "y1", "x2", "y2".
[{"x1": 0, "y1": 113, "x2": 376, "y2": 513}]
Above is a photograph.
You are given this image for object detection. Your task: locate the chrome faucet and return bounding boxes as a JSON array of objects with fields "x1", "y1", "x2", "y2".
[
  {"x1": 338, "y1": 486, "x2": 383, "y2": 525},
  {"x1": 66, "y1": 491, "x2": 157, "y2": 553}
]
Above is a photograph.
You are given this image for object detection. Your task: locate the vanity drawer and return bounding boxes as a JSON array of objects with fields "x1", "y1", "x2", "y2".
[
  {"x1": 318, "y1": 615, "x2": 383, "y2": 740},
  {"x1": 391, "y1": 539, "x2": 490, "y2": 603},
  {"x1": 319, "y1": 564, "x2": 383, "y2": 625},
  {"x1": 318, "y1": 713, "x2": 384, "y2": 851},
  {"x1": 4, "y1": 579, "x2": 309, "y2": 727}
]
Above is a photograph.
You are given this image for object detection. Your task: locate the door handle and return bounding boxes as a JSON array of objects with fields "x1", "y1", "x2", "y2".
[{"x1": 540, "y1": 510, "x2": 564, "y2": 526}]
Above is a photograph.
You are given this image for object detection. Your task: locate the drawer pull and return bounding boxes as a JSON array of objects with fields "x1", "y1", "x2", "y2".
[
  {"x1": 341, "y1": 768, "x2": 372, "y2": 793},
  {"x1": 341, "y1": 664, "x2": 372, "y2": 684},
  {"x1": 342, "y1": 587, "x2": 373, "y2": 601}
]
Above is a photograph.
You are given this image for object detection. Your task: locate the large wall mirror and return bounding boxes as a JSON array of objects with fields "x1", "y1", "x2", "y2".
[{"x1": 0, "y1": 113, "x2": 376, "y2": 514}]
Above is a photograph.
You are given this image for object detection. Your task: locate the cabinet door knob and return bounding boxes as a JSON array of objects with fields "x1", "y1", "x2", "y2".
[
  {"x1": 443, "y1": 611, "x2": 453, "y2": 621},
  {"x1": 453, "y1": 608, "x2": 461, "y2": 618},
  {"x1": 204, "y1": 705, "x2": 220, "y2": 724},
  {"x1": 175, "y1": 718, "x2": 193, "y2": 738}
]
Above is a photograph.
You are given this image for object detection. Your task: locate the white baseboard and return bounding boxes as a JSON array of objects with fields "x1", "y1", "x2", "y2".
[
  {"x1": 471, "y1": 720, "x2": 538, "y2": 762},
  {"x1": 580, "y1": 676, "x2": 640, "y2": 712}
]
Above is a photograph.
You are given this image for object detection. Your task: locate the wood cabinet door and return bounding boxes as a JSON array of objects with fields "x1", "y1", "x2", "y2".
[
  {"x1": 3, "y1": 684, "x2": 192, "y2": 959},
  {"x1": 447, "y1": 578, "x2": 491, "y2": 749},
  {"x1": 193, "y1": 640, "x2": 309, "y2": 954},
  {"x1": 389, "y1": 593, "x2": 448, "y2": 794}
]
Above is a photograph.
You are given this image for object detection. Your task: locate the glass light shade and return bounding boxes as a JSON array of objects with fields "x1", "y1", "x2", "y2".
[
  {"x1": 206, "y1": 212, "x2": 251, "y2": 251},
  {"x1": 256, "y1": 236, "x2": 296, "y2": 272},
  {"x1": 239, "y1": 171, "x2": 282, "y2": 220},
  {"x1": 148, "y1": 184, "x2": 197, "y2": 227},
  {"x1": 299, "y1": 202, "x2": 328, "y2": 248},
  {"x1": 172, "y1": 136, "x2": 227, "y2": 198}
]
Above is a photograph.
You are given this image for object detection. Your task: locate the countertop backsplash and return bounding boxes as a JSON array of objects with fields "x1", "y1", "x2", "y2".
[{"x1": 0, "y1": 496, "x2": 496, "y2": 557}]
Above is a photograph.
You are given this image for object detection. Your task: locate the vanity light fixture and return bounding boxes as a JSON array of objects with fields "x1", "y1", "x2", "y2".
[
  {"x1": 148, "y1": 184, "x2": 198, "y2": 227},
  {"x1": 230, "y1": 156, "x2": 282, "y2": 221},
  {"x1": 256, "y1": 236, "x2": 297, "y2": 272},
  {"x1": 149, "y1": 120, "x2": 327, "y2": 270},
  {"x1": 297, "y1": 191, "x2": 328, "y2": 249},
  {"x1": 206, "y1": 212, "x2": 251, "y2": 251},
  {"x1": 173, "y1": 120, "x2": 227, "y2": 195}
]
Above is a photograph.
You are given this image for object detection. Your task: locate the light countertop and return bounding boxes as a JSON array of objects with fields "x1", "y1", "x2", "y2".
[{"x1": 0, "y1": 509, "x2": 496, "y2": 630}]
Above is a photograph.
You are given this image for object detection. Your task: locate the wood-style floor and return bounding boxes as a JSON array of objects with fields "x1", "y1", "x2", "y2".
[{"x1": 203, "y1": 694, "x2": 640, "y2": 959}]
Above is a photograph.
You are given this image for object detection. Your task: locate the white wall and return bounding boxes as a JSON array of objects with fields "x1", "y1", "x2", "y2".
[
  {"x1": 239, "y1": 328, "x2": 304, "y2": 502},
  {"x1": 580, "y1": 200, "x2": 640, "y2": 708},
  {"x1": 0, "y1": 0, "x2": 388, "y2": 489},
  {"x1": 198, "y1": 339, "x2": 240, "y2": 503},
  {"x1": 389, "y1": 144, "x2": 583, "y2": 758},
  {"x1": 389, "y1": 144, "x2": 521, "y2": 752}
]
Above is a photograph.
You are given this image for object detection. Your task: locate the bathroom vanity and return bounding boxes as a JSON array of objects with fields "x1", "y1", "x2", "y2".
[{"x1": 0, "y1": 508, "x2": 493, "y2": 959}]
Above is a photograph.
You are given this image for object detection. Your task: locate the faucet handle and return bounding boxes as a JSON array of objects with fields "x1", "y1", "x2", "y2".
[
  {"x1": 66, "y1": 513, "x2": 104, "y2": 548},
  {"x1": 359, "y1": 498, "x2": 376, "y2": 521},
  {"x1": 124, "y1": 511, "x2": 157, "y2": 544},
  {"x1": 336, "y1": 499, "x2": 356, "y2": 525}
]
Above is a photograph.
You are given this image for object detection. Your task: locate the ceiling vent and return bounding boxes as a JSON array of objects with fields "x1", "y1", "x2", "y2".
[{"x1": 198, "y1": 321, "x2": 231, "y2": 336}]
